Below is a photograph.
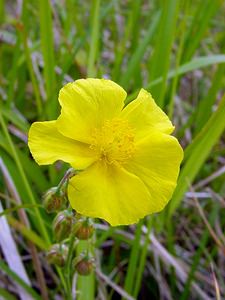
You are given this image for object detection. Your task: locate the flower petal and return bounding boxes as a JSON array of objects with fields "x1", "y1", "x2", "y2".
[
  {"x1": 57, "y1": 78, "x2": 127, "y2": 143},
  {"x1": 121, "y1": 89, "x2": 174, "y2": 140},
  {"x1": 124, "y1": 131, "x2": 183, "y2": 213},
  {"x1": 28, "y1": 121, "x2": 96, "y2": 169},
  {"x1": 68, "y1": 162, "x2": 152, "y2": 226}
]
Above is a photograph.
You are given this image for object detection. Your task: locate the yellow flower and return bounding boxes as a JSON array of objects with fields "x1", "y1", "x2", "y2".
[{"x1": 28, "y1": 78, "x2": 183, "y2": 226}]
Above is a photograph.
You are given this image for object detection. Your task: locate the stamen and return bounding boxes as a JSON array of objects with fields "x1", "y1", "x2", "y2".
[{"x1": 90, "y1": 118, "x2": 135, "y2": 166}]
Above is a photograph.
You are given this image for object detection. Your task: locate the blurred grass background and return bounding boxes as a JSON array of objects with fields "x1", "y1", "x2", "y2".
[{"x1": 0, "y1": 0, "x2": 225, "y2": 299}]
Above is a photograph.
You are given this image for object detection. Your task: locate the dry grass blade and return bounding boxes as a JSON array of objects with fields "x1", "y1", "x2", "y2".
[
  {"x1": 190, "y1": 186, "x2": 225, "y2": 252},
  {"x1": 148, "y1": 232, "x2": 211, "y2": 300},
  {"x1": 0, "y1": 157, "x2": 32, "y2": 299},
  {"x1": 0, "y1": 158, "x2": 49, "y2": 300},
  {"x1": 0, "y1": 201, "x2": 32, "y2": 300},
  {"x1": 210, "y1": 263, "x2": 221, "y2": 300},
  {"x1": 95, "y1": 268, "x2": 135, "y2": 300},
  {"x1": 194, "y1": 165, "x2": 225, "y2": 190},
  {"x1": 96, "y1": 224, "x2": 211, "y2": 300}
]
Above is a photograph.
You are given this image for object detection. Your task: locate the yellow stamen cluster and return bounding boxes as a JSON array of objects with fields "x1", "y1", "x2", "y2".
[{"x1": 90, "y1": 118, "x2": 135, "y2": 166}]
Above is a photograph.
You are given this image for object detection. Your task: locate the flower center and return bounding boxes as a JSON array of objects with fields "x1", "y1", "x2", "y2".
[{"x1": 90, "y1": 118, "x2": 135, "y2": 166}]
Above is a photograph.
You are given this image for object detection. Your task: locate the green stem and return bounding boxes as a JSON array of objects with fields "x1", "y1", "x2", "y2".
[
  {"x1": 76, "y1": 239, "x2": 95, "y2": 300},
  {"x1": 56, "y1": 268, "x2": 68, "y2": 299},
  {"x1": 65, "y1": 235, "x2": 76, "y2": 300},
  {"x1": 56, "y1": 168, "x2": 76, "y2": 194}
]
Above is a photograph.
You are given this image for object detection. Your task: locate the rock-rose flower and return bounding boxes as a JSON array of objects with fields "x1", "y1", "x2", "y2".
[{"x1": 28, "y1": 79, "x2": 183, "y2": 226}]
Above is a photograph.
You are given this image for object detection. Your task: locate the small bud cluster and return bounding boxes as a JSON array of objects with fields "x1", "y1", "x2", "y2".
[
  {"x1": 46, "y1": 244, "x2": 68, "y2": 267},
  {"x1": 43, "y1": 168, "x2": 95, "y2": 276},
  {"x1": 53, "y1": 210, "x2": 74, "y2": 242},
  {"x1": 72, "y1": 217, "x2": 94, "y2": 240},
  {"x1": 73, "y1": 253, "x2": 95, "y2": 276},
  {"x1": 43, "y1": 187, "x2": 67, "y2": 213}
]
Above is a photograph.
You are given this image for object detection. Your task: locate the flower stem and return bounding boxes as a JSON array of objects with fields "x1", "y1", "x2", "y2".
[
  {"x1": 65, "y1": 234, "x2": 76, "y2": 300},
  {"x1": 56, "y1": 168, "x2": 76, "y2": 194},
  {"x1": 76, "y1": 239, "x2": 95, "y2": 300}
]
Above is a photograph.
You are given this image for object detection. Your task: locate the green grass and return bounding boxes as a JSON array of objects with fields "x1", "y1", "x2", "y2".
[{"x1": 0, "y1": 1, "x2": 225, "y2": 299}]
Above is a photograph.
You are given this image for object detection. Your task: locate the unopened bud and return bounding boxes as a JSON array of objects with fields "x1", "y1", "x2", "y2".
[
  {"x1": 46, "y1": 244, "x2": 68, "y2": 267},
  {"x1": 53, "y1": 210, "x2": 74, "y2": 242},
  {"x1": 72, "y1": 219, "x2": 94, "y2": 240},
  {"x1": 73, "y1": 254, "x2": 94, "y2": 276},
  {"x1": 43, "y1": 187, "x2": 67, "y2": 213}
]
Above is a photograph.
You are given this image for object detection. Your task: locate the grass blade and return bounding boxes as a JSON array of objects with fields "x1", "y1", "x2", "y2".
[
  {"x1": 149, "y1": 0, "x2": 179, "y2": 107},
  {"x1": 0, "y1": 111, "x2": 50, "y2": 244},
  {"x1": 0, "y1": 202, "x2": 32, "y2": 300},
  {"x1": 39, "y1": 0, "x2": 57, "y2": 118},
  {"x1": 7, "y1": 216, "x2": 48, "y2": 250},
  {"x1": 87, "y1": 0, "x2": 101, "y2": 77},
  {"x1": 112, "y1": 1, "x2": 142, "y2": 81},
  {"x1": 123, "y1": 219, "x2": 144, "y2": 297},
  {"x1": 181, "y1": 0, "x2": 221, "y2": 62},
  {"x1": 133, "y1": 217, "x2": 152, "y2": 298},
  {"x1": 127, "y1": 55, "x2": 225, "y2": 103},
  {"x1": 168, "y1": 93, "x2": 225, "y2": 215},
  {"x1": 120, "y1": 12, "x2": 160, "y2": 89},
  {"x1": 0, "y1": 261, "x2": 42, "y2": 300}
]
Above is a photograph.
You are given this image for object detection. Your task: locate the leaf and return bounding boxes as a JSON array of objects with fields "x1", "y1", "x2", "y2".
[
  {"x1": 7, "y1": 216, "x2": 48, "y2": 250},
  {"x1": 120, "y1": 12, "x2": 160, "y2": 88},
  {"x1": 168, "y1": 93, "x2": 225, "y2": 215},
  {"x1": 0, "y1": 261, "x2": 42, "y2": 300},
  {"x1": 0, "y1": 202, "x2": 32, "y2": 300},
  {"x1": 126, "y1": 55, "x2": 225, "y2": 103}
]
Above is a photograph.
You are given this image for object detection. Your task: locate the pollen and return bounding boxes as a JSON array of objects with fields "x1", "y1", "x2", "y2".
[{"x1": 90, "y1": 118, "x2": 135, "y2": 166}]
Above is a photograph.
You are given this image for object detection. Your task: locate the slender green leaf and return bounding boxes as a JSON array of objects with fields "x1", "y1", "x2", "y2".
[
  {"x1": 7, "y1": 216, "x2": 48, "y2": 250},
  {"x1": 123, "y1": 219, "x2": 143, "y2": 297},
  {"x1": 149, "y1": 0, "x2": 179, "y2": 107},
  {"x1": 0, "y1": 203, "x2": 42, "y2": 218},
  {"x1": 169, "y1": 93, "x2": 225, "y2": 215},
  {"x1": 0, "y1": 112, "x2": 50, "y2": 244},
  {"x1": 133, "y1": 218, "x2": 152, "y2": 298},
  {"x1": 0, "y1": 288, "x2": 17, "y2": 300},
  {"x1": 127, "y1": 55, "x2": 225, "y2": 103},
  {"x1": 39, "y1": 0, "x2": 57, "y2": 118},
  {"x1": 120, "y1": 12, "x2": 160, "y2": 88},
  {"x1": 0, "y1": 261, "x2": 42, "y2": 300},
  {"x1": 182, "y1": 0, "x2": 221, "y2": 62},
  {"x1": 87, "y1": 0, "x2": 101, "y2": 77}
]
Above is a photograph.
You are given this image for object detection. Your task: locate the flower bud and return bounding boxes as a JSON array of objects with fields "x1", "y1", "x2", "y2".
[
  {"x1": 43, "y1": 187, "x2": 67, "y2": 213},
  {"x1": 53, "y1": 210, "x2": 74, "y2": 242},
  {"x1": 72, "y1": 219, "x2": 94, "y2": 240},
  {"x1": 46, "y1": 244, "x2": 68, "y2": 267},
  {"x1": 73, "y1": 254, "x2": 94, "y2": 276}
]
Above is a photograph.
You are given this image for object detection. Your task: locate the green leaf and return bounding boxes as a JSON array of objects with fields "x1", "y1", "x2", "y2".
[
  {"x1": 7, "y1": 216, "x2": 48, "y2": 250},
  {"x1": 120, "y1": 12, "x2": 160, "y2": 89},
  {"x1": 168, "y1": 93, "x2": 225, "y2": 215},
  {"x1": 39, "y1": 0, "x2": 57, "y2": 118},
  {"x1": 127, "y1": 55, "x2": 225, "y2": 103},
  {"x1": 149, "y1": 0, "x2": 180, "y2": 107},
  {"x1": 0, "y1": 203, "x2": 42, "y2": 218},
  {"x1": 0, "y1": 288, "x2": 17, "y2": 300},
  {"x1": 87, "y1": 0, "x2": 101, "y2": 77},
  {"x1": 0, "y1": 261, "x2": 42, "y2": 300}
]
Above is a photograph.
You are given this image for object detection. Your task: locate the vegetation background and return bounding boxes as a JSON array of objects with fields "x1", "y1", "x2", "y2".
[{"x1": 0, "y1": 0, "x2": 225, "y2": 299}]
